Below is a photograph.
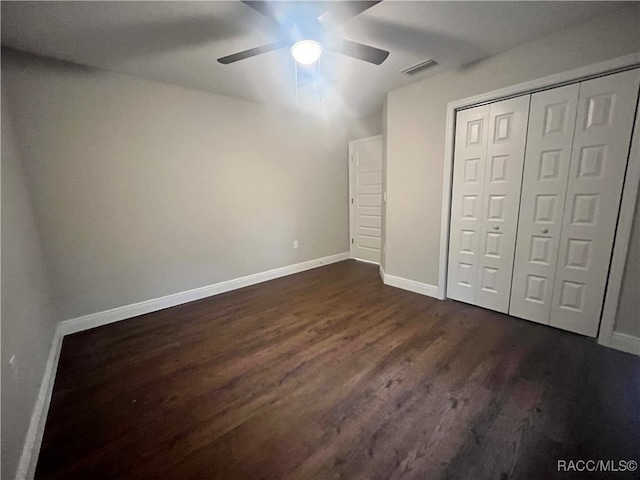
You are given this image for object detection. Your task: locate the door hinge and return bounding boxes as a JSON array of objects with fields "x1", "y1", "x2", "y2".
[
  {"x1": 351, "y1": 238, "x2": 354, "y2": 244},
  {"x1": 351, "y1": 198, "x2": 354, "y2": 204}
]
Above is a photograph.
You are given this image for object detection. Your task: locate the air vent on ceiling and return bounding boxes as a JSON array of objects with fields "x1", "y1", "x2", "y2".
[{"x1": 400, "y1": 59, "x2": 439, "y2": 76}]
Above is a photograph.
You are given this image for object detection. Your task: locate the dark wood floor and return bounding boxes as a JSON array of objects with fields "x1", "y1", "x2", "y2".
[{"x1": 36, "y1": 260, "x2": 639, "y2": 480}]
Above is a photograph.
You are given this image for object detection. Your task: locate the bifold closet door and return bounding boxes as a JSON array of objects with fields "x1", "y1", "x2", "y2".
[
  {"x1": 510, "y1": 68, "x2": 640, "y2": 336},
  {"x1": 447, "y1": 105, "x2": 490, "y2": 305},
  {"x1": 475, "y1": 96, "x2": 530, "y2": 312},
  {"x1": 509, "y1": 84, "x2": 580, "y2": 324},
  {"x1": 448, "y1": 96, "x2": 530, "y2": 312},
  {"x1": 549, "y1": 69, "x2": 640, "y2": 337}
]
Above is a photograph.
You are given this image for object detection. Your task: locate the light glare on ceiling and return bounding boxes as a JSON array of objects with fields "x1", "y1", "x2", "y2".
[{"x1": 291, "y1": 40, "x2": 322, "y2": 65}]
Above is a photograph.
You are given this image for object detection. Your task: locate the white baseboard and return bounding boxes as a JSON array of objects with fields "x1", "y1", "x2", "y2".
[
  {"x1": 600, "y1": 331, "x2": 640, "y2": 356},
  {"x1": 379, "y1": 265, "x2": 385, "y2": 282},
  {"x1": 352, "y1": 257, "x2": 380, "y2": 266},
  {"x1": 59, "y1": 251, "x2": 349, "y2": 336},
  {"x1": 15, "y1": 327, "x2": 64, "y2": 480},
  {"x1": 381, "y1": 270, "x2": 439, "y2": 299}
]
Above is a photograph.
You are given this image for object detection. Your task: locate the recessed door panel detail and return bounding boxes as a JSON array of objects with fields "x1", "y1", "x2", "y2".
[
  {"x1": 481, "y1": 268, "x2": 499, "y2": 292},
  {"x1": 533, "y1": 195, "x2": 557, "y2": 223},
  {"x1": 358, "y1": 194, "x2": 382, "y2": 207},
  {"x1": 357, "y1": 161, "x2": 381, "y2": 173},
  {"x1": 490, "y1": 155, "x2": 509, "y2": 182},
  {"x1": 358, "y1": 171, "x2": 382, "y2": 186},
  {"x1": 494, "y1": 114, "x2": 513, "y2": 142},
  {"x1": 359, "y1": 235, "x2": 381, "y2": 249},
  {"x1": 525, "y1": 275, "x2": 546, "y2": 304},
  {"x1": 460, "y1": 230, "x2": 475, "y2": 254},
  {"x1": 464, "y1": 158, "x2": 481, "y2": 183},
  {"x1": 487, "y1": 195, "x2": 505, "y2": 220},
  {"x1": 458, "y1": 263, "x2": 473, "y2": 286},
  {"x1": 539, "y1": 150, "x2": 562, "y2": 180},
  {"x1": 543, "y1": 102, "x2": 568, "y2": 135},
  {"x1": 358, "y1": 215, "x2": 381, "y2": 229},
  {"x1": 462, "y1": 195, "x2": 479, "y2": 219},
  {"x1": 584, "y1": 93, "x2": 614, "y2": 129},
  {"x1": 577, "y1": 146, "x2": 606, "y2": 178},
  {"x1": 559, "y1": 281, "x2": 585, "y2": 312},
  {"x1": 484, "y1": 232, "x2": 502, "y2": 258},
  {"x1": 358, "y1": 215, "x2": 382, "y2": 228},
  {"x1": 467, "y1": 120, "x2": 484, "y2": 146},
  {"x1": 570, "y1": 195, "x2": 598, "y2": 225},
  {"x1": 529, "y1": 236, "x2": 551, "y2": 265},
  {"x1": 565, "y1": 239, "x2": 591, "y2": 269}
]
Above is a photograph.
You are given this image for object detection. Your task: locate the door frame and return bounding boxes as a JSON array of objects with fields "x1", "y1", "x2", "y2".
[
  {"x1": 438, "y1": 53, "x2": 640, "y2": 351},
  {"x1": 598, "y1": 101, "x2": 640, "y2": 354},
  {"x1": 349, "y1": 135, "x2": 383, "y2": 263}
]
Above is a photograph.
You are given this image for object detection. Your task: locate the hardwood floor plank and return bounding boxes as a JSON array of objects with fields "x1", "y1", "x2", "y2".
[{"x1": 35, "y1": 260, "x2": 639, "y2": 480}]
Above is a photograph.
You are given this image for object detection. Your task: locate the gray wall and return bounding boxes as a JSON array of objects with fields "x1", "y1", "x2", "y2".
[
  {"x1": 2, "y1": 90, "x2": 60, "y2": 480},
  {"x1": 384, "y1": 5, "x2": 640, "y2": 290},
  {"x1": 2, "y1": 50, "x2": 379, "y2": 321},
  {"x1": 615, "y1": 189, "x2": 640, "y2": 337}
]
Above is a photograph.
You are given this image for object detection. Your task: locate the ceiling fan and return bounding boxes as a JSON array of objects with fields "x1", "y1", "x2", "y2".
[{"x1": 217, "y1": 1, "x2": 389, "y2": 66}]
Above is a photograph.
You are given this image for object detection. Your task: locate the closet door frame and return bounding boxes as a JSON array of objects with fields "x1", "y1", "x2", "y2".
[
  {"x1": 438, "y1": 53, "x2": 640, "y2": 353},
  {"x1": 598, "y1": 103, "x2": 640, "y2": 354}
]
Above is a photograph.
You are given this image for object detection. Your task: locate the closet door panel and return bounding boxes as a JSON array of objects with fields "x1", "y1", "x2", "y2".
[
  {"x1": 550, "y1": 69, "x2": 640, "y2": 337},
  {"x1": 475, "y1": 95, "x2": 530, "y2": 313},
  {"x1": 447, "y1": 105, "x2": 490, "y2": 304},
  {"x1": 509, "y1": 84, "x2": 580, "y2": 323}
]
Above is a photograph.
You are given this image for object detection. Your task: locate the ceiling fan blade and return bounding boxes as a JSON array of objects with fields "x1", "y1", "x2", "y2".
[
  {"x1": 217, "y1": 42, "x2": 288, "y2": 64},
  {"x1": 324, "y1": 37, "x2": 389, "y2": 65},
  {"x1": 241, "y1": 1, "x2": 298, "y2": 32},
  {"x1": 319, "y1": 1, "x2": 381, "y2": 28}
]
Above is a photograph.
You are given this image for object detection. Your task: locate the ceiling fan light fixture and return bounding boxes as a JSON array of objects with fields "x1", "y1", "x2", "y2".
[{"x1": 291, "y1": 40, "x2": 322, "y2": 65}]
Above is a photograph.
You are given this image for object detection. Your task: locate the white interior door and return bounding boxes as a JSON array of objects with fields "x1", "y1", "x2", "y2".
[
  {"x1": 509, "y1": 84, "x2": 580, "y2": 324},
  {"x1": 475, "y1": 95, "x2": 530, "y2": 313},
  {"x1": 549, "y1": 69, "x2": 640, "y2": 337},
  {"x1": 350, "y1": 136, "x2": 383, "y2": 264},
  {"x1": 447, "y1": 105, "x2": 490, "y2": 304}
]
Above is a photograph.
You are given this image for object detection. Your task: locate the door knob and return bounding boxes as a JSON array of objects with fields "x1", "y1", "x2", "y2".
[
  {"x1": 541, "y1": 228, "x2": 549, "y2": 234},
  {"x1": 493, "y1": 225, "x2": 500, "y2": 230}
]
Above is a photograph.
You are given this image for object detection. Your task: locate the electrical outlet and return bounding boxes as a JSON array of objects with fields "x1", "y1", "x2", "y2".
[{"x1": 293, "y1": 240, "x2": 299, "y2": 249}]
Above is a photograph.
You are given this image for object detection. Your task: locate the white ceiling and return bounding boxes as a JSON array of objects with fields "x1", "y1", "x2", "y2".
[{"x1": 1, "y1": 1, "x2": 628, "y2": 119}]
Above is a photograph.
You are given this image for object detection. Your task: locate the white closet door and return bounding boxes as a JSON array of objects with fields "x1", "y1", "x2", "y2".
[
  {"x1": 509, "y1": 84, "x2": 580, "y2": 323},
  {"x1": 550, "y1": 69, "x2": 640, "y2": 337},
  {"x1": 475, "y1": 96, "x2": 530, "y2": 313},
  {"x1": 447, "y1": 105, "x2": 490, "y2": 304}
]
